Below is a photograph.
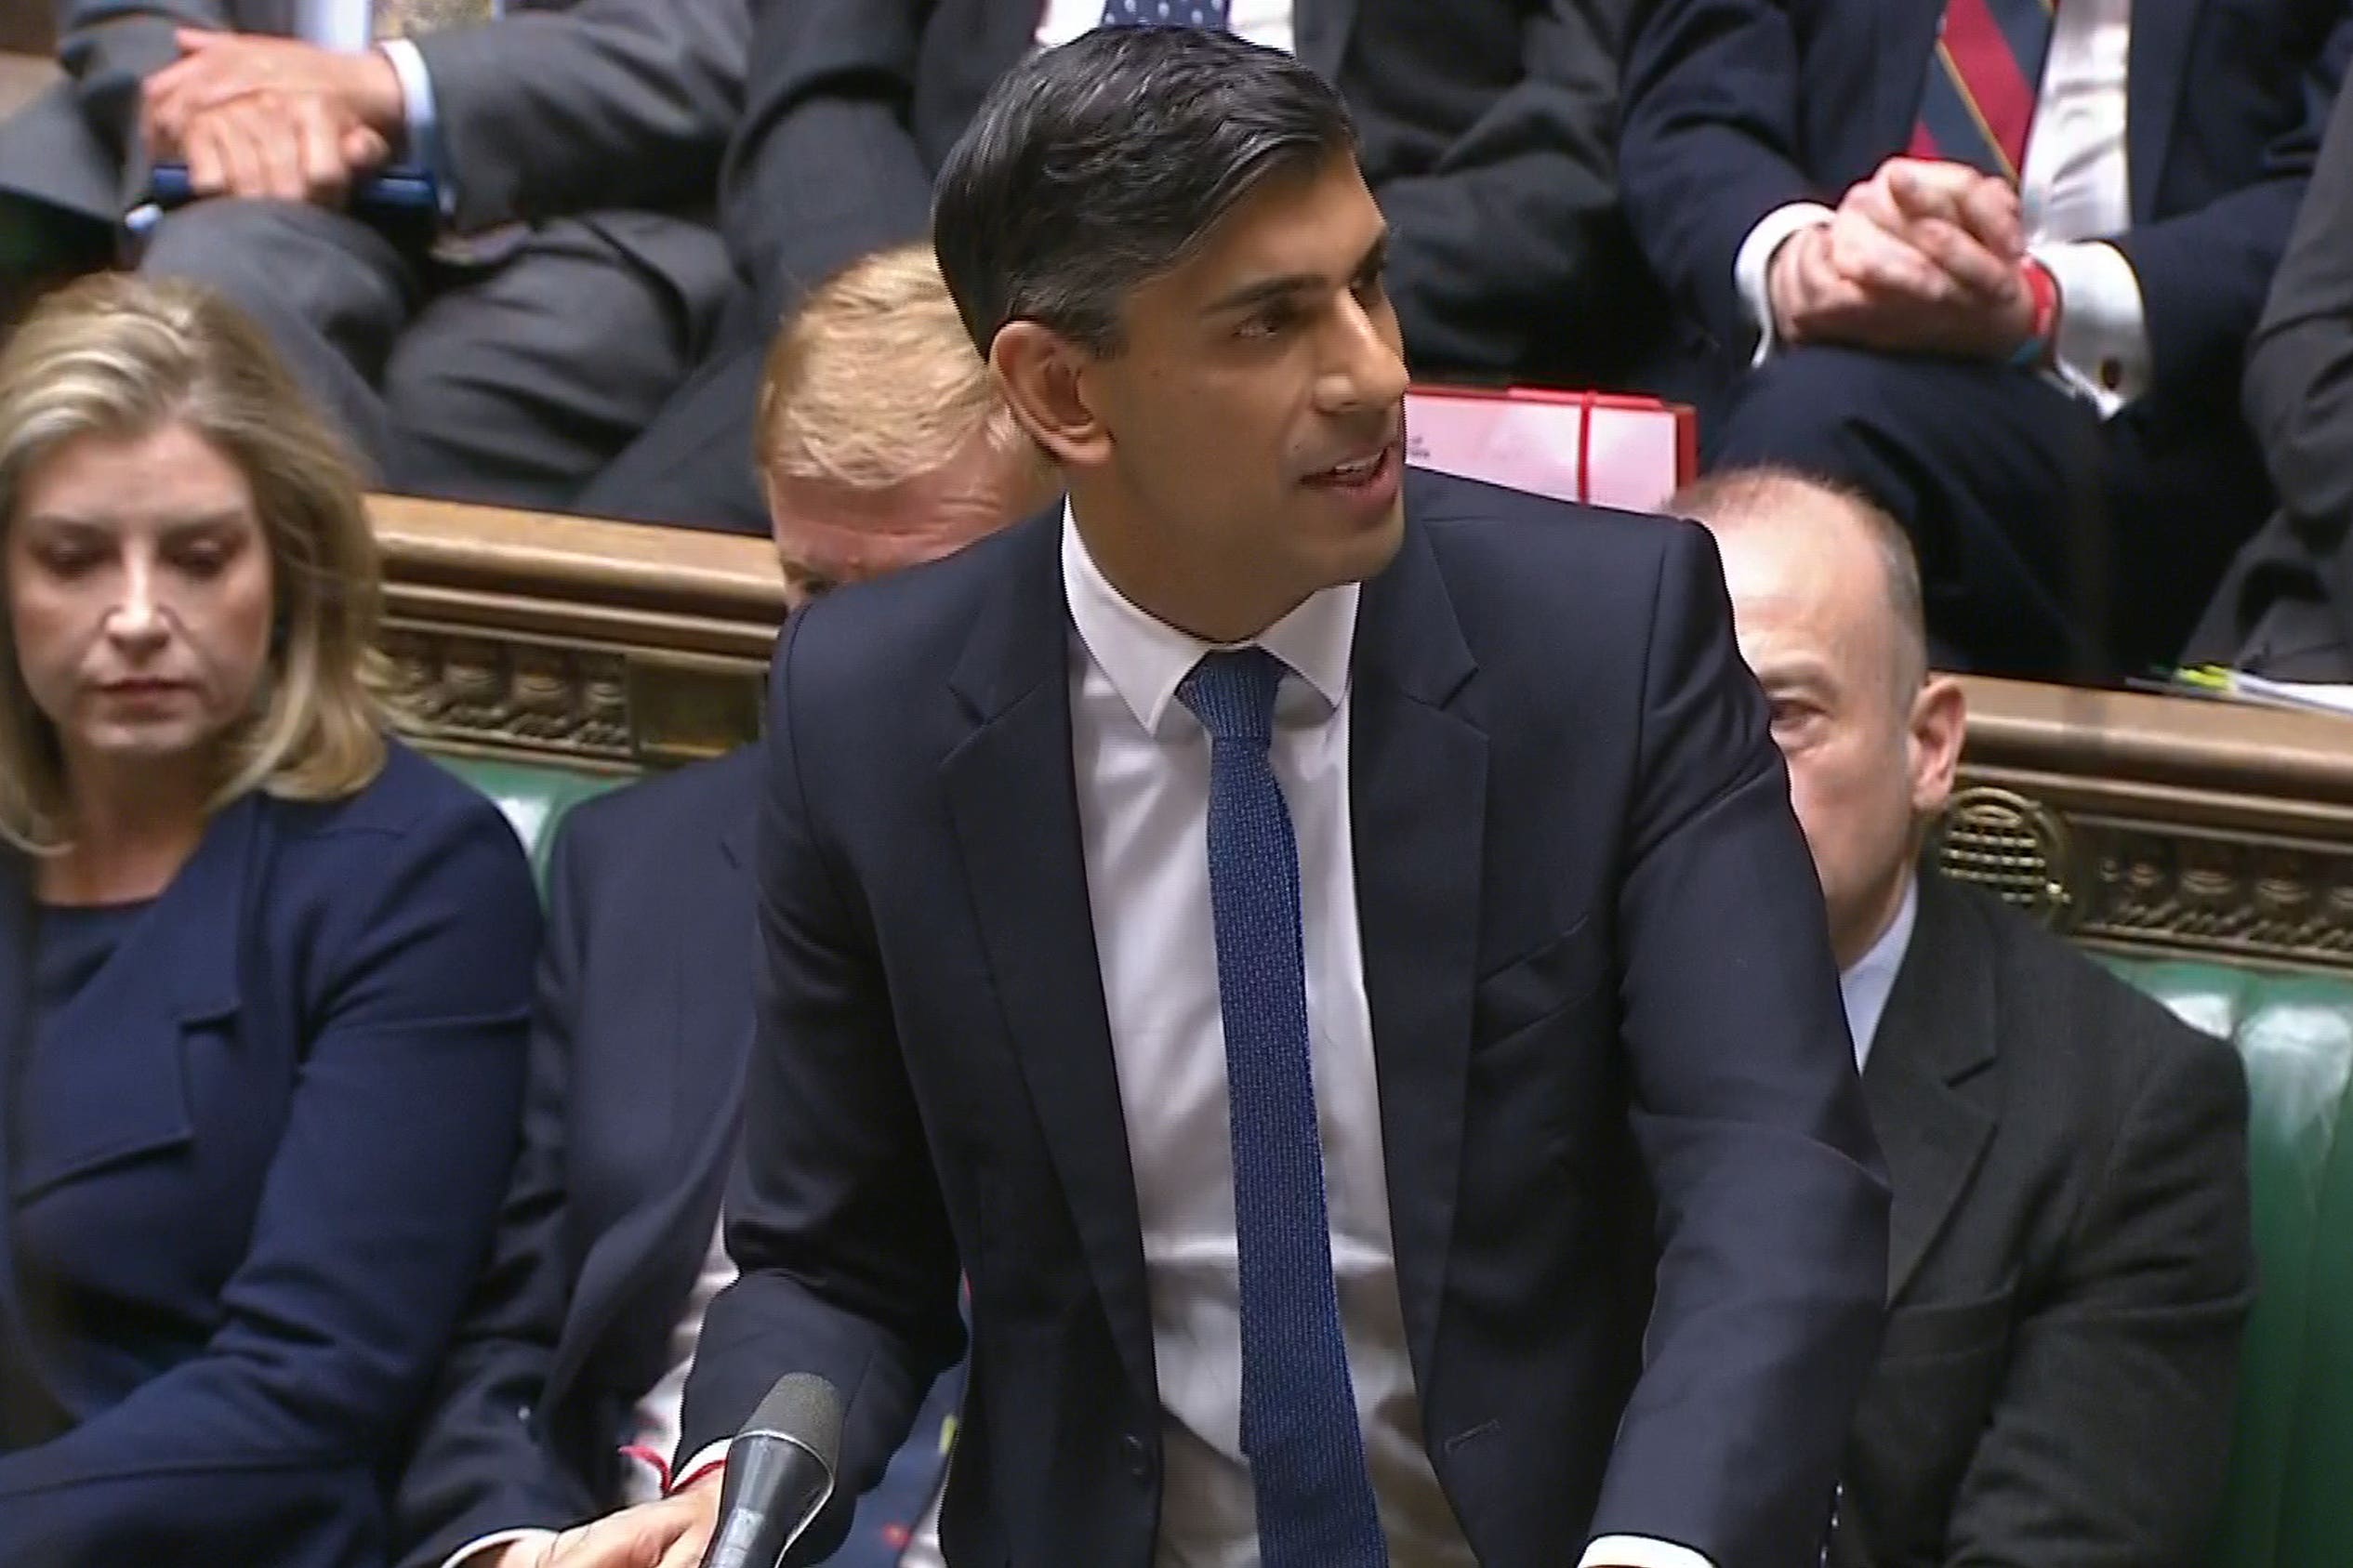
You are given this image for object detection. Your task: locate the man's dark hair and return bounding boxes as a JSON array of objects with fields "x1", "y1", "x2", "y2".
[{"x1": 932, "y1": 27, "x2": 1357, "y2": 357}]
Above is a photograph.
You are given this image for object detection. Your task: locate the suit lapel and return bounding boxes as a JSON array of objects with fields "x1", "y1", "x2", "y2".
[
  {"x1": 10, "y1": 799, "x2": 251, "y2": 1205},
  {"x1": 0, "y1": 798, "x2": 254, "y2": 1419},
  {"x1": 1875, "y1": 0, "x2": 1947, "y2": 161},
  {"x1": 1294, "y1": 0, "x2": 1361, "y2": 84},
  {"x1": 1863, "y1": 875, "x2": 1998, "y2": 1302},
  {"x1": 672, "y1": 793, "x2": 760, "y2": 1231},
  {"x1": 2125, "y1": 0, "x2": 2204, "y2": 225},
  {"x1": 548, "y1": 796, "x2": 757, "y2": 1409},
  {"x1": 942, "y1": 513, "x2": 1156, "y2": 1403},
  {"x1": 1351, "y1": 521, "x2": 1484, "y2": 1385}
]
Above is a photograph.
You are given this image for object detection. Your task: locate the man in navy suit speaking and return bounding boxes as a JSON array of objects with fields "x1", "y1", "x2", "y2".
[{"x1": 544, "y1": 27, "x2": 1889, "y2": 1568}]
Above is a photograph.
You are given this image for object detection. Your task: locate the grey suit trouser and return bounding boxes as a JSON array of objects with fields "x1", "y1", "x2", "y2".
[{"x1": 138, "y1": 196, "x2": 723, "y2": 509}]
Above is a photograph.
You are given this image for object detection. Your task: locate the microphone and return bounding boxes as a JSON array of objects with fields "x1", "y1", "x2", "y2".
[{"x1": 696, "y1": 1373, "x2": 846, "y2": 1568}]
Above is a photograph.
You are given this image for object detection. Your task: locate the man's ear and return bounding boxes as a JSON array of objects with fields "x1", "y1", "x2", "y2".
[
  {"x1": 991, "y1": 321, "x2": 1111, "y2": 472},
  {"x1": 1908, "y1": 673, "x2": 1967, "y2": 818}
]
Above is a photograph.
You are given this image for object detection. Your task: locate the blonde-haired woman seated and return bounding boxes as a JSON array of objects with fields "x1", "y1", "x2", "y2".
[{"x1": 0, "y1": 276, "x2": 538, "y2": 1567}]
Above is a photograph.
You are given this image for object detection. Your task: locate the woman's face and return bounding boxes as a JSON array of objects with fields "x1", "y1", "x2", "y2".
[{"x1": 7, "y1": 422, "x2": 276, "y2": 784}]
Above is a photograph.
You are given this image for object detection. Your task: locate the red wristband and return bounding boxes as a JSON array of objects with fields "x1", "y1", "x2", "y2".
[
  {"x1": 669, "y1": 1455, "x2": 728, "y2": 1496},
  {"x1": 2013, "y1": 257, "x2": 2061, "y2": 366}
]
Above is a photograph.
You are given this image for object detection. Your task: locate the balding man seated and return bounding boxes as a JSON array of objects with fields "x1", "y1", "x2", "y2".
[
  {"x1": 392, "y1": 243, "x2": 1061, "y2": 1568},
  {"x1": 1678, "y1": 467, "x2": 2254, "y2": 1568}
]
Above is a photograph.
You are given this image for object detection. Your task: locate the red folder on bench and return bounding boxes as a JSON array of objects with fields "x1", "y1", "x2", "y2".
[{"x1": 1405, "y1": 387, "x2": 1699, "y2": 513}]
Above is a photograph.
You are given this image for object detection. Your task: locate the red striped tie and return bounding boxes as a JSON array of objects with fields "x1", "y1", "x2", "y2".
[{"x1": 1909, "y1": 0, "x2": 2056, "y2": 181}]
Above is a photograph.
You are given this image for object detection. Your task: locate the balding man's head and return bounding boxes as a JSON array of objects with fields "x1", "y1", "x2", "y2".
[
  {"x1": 1676, "y1": 467, "x2": 1927, "y2": 705},
  {"x1": 1672, "y1": 467, "x2": 1966, "y2": 970}
]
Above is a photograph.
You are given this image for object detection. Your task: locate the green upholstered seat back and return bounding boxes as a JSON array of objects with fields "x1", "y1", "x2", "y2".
[
  {"x1": 2106, "y1": 958, "x2": 2353, "y2": 1568},
  {"x1": 428, "y1": 753, "x2": 627, "y2": 892}
]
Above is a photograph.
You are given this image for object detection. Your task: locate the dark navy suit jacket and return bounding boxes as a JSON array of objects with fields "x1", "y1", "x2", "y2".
[
  {"x1": 1621, "y1": 0, "x2": 2353, "y2": 413},
  {"x1": 393, "y1": 745, "x2": 962, "y2": 1568},
  {"x1": 0, "y1": 741, "x2": 538, "y2": 1568},
  {"x1": 678, "y1": 470, "x2": 1892, "y2": 1568}
]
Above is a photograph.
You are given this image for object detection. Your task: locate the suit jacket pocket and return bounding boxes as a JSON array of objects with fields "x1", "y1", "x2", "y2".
[
  {"x1": 1877, "y1": 1283, "x2": 2016, "y2": 1363},
  {"x1": 1472, "y1": 917, "x2": 1607, "y2": 1045}
]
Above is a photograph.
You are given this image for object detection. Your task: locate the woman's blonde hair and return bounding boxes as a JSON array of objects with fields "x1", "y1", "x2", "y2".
[{"x1": 0, "y1": 274, "x2": 390, "y2": 851}]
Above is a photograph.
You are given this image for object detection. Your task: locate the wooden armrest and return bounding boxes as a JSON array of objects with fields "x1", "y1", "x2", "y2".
[
  {"x1": 1950, "y1": 675, "x2": 2353, "y2": 973},
  {"x1": 370, "y1": 494, "x2": 783, "y2": 771}
]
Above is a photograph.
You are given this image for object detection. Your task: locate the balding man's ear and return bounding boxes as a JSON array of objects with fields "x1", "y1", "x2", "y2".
[
  {"x1": 1909, "y1": 675, "x2": 1967, "y2": 817},
  {"x1": 991, "y1": 322, "x2": 1108, "y2": 473}
]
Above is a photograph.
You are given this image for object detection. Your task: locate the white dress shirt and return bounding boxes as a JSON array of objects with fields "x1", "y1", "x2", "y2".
[
  {"x1": 1838, "y1": 876, "x2": 1920, "y2": 1071},
  {"x1": 1062, "y1": 515, "x2": 1709, "y2": 1568},
  {"x1": 1038, "y1": 0, "x2": 1295, "y2": 52},
  {"x1": 1735, "y1": 0, "x2": 2148, "y2": 415}
]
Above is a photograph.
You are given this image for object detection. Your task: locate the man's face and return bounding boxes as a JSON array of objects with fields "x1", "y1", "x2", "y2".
[
  {"x1": 1713, "y1": 506, "x2": 1960, "y2": 969},
  {"x1": 765, "y1": 429, "x2": 1051, "y2": 607},
  {"x1": 1065, "y1": 152, "x2": 1410, "y2": 629}
]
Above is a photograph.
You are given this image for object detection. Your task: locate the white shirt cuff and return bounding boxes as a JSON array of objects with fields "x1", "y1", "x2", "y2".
[
  {"x1": 2031, "y1": 238, "x2": 2149, "y2": 417},
  {"x1": 675, "y1": 1438, "x2": 733, "y2": 1487},
  {"x1": 1734, "y1": 201, "x2": 1836, "y2": 364},
  {"x1": 374, "y1": 37, "x2": 456, "y2": 213},
  {"x1": 440, "y1": 1525, "x2": 556, "y2": 1568},
  {"x1": 1580, "y1": 1535, "x2": 1718, "y2": 1568}
]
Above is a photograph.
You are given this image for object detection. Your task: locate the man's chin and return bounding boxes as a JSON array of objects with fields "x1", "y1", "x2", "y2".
[{"x1": 1335, "y1": 497, "x2": 1407, "y2": 582}]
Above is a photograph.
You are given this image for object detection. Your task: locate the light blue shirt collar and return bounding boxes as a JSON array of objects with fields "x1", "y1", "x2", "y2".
[{"x1": 1841, "y1": 876, "x2": 1919, "y2": 1071}]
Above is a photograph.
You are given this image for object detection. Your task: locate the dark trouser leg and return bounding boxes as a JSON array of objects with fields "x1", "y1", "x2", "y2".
[
  {"x1": 139, "y1": 196, "x2": 416, "y2": 478},
  {"x1": 1710, "y1": 345, "x2": 2105, "y2": 677},
  {"x1": 380, "y1": 218, "x2": 720, "y2": 511},
  {"x1": 1709, "y1": 344, "x2": 2269, "y2": 678},
  {"x1": 572, "y1": 292, "x2": 770, "y2": 535}
]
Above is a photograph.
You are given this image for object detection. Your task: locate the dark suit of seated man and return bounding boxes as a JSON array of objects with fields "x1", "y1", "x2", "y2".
[
  {"x1": 2189, "y1": 78, "x2": 2353, "y2": 679},
  {"x1": 0, "y1": 0, "x2": 747, "y2": 511},
  {"x1": 1621, "y1": 0, "x2": 2353, "y2": 678},
  {"x1": 389, "y1": 243, "x2": 1062, "y2": 1568},
  {"x1": 575, "y1": 0, "x2": 1650, "y2": 535},
  {"x1": 1680, "y1": 467, "x2": 2255, "y2": 1567},
  {"x1": 544, "y1": 30, "x2": 1888, "y2": 1568}
]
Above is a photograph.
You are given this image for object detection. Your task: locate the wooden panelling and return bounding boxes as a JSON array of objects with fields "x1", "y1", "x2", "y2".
[{"x1": 373, "y1": 494, "x2": 780, "y2": 771}]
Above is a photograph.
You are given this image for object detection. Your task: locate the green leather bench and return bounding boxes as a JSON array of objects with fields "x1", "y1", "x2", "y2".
[
  {"x1": 437, "y1": 753, "x2": 628, "y2": 890},
  {"x1": 430, "y1": 749, "x2": 2353, "y2": 1568},
  {"x1": 2113, "y1": 959, "x2": 2353, "y2": 1568}
]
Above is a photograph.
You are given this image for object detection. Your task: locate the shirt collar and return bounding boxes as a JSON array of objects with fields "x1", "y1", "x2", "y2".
[
  {"x1": 1840, "y1": 875, "x2": 1919, "y2": 1071},
  {"x1": 1060, "y1": 505, "x2": 1357, "y2": 736}
]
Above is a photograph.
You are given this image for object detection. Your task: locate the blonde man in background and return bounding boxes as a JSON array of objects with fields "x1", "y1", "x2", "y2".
[
  {"x1": 393, "y1": 242, "x2": 1058, "y2": 1568},
  {"x1": 754, "y1": 244, "x2": 1057, "y2": 601}
]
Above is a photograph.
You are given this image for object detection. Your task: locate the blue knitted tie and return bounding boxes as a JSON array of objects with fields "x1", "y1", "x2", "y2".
[
  {"x1": 1177, "y1": 648, "x2": 1388, "y2": 1567},
  {"x1": 1099, "y1": 0, "x2": 1233, "y2": 27}
]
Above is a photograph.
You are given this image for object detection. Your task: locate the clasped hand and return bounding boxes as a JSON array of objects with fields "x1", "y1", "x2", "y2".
[
  {"x1": 140, "y1": 30, "x2": 403, "y2": 205},
  {"x1": 1768, "y1": 157, "x2": 2037, "y2": 360}
]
